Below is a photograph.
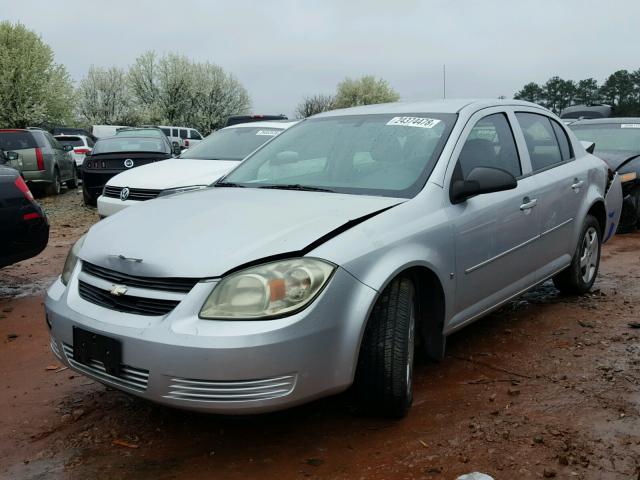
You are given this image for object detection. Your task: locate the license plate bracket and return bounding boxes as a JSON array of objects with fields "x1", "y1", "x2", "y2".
[{"x1": 72, "y1": 327, "x2": 122, "y2": 376}]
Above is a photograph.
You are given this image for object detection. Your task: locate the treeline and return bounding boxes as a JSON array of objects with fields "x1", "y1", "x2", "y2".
[{"x1": 514, "y1": 69, "x2": 640, "y2": 116}]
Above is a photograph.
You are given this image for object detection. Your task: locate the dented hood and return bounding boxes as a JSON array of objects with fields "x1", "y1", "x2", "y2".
[{"x1": 81, "y1": 187, "x2": 402, "y2": 278}]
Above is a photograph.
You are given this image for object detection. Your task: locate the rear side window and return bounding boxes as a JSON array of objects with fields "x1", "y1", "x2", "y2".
[
  {"x1": 190, "y1": 130, "x2": 202, "y2": 140},
  {"x1": 161, "y1": 128, "x2": 170, "y2": 136},
  {"x1": 456, "y1": 113, "x2": 521, "y2": 179},
  {"x1": 86, "y1": 137, "x2": 95, "y2": 147},
  {"x1": 550, "y1": 120, "x2": 572, "y2": 160},
  {"x1": 179, "y1": 129, "x2": 188, "y2": 139},
  {"x1": 0, "y1": 130, "x2": 37, "y2": 150},
  {"x1": 516, "y1": 113, "x2": 563, "y2": 172},
  {"x1": 172, "y1": 128, "x2": 178, "y2": 137}
]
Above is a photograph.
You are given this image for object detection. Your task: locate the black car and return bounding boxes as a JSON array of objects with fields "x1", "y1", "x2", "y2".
[
  {"x1": 81, "y1": 135, "x2": 175, "y2": 206},
  {"x1": 571, "y1": 118, "x2": 640, "y2": 232},
  {"x1": 0, "y1": 152, "x2": 49, "y2": 268}
]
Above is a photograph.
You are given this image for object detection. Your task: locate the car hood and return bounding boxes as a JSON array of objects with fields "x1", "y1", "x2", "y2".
[
  {"x1": 595, "y1": 150, "x2": 640, "y2": 171},
  {"x1": 81, "y1": 188, "x2": 403, "y2": 278},
  {"x1": 104, "y1": 158, "x2": 239, "y2": 190}
]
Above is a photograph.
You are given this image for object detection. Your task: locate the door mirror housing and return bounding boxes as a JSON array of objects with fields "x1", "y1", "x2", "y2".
[
  {"x1": 580, "y1": 141, "x2": 596, "y2": 154},
  {"x1": 451, "y1": 166, "x2": 517, "y2": 204},
  {"x1": 62, "y1": 144, "x2": 73, "y2": 152},
  {"x1": 5, "y1": 151, "x2": 18, "y2": 162}
]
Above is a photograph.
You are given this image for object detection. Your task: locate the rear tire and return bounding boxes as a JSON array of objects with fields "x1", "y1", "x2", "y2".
[
  {"x1": 354, "y1": 277, "x2": 416, "y2": 418},
  {"x1": 66, "y1": 167, "x2": 78, "y2": 189},
  {"x1": 46, "y1": 168, "x2": 61, "y2": 196},
  {"x1": 553, "y1": 214, "x2": 601, "y2": 295},
  {"x1": 83, "y1": 187, "x2": 96, "y2": 207}
]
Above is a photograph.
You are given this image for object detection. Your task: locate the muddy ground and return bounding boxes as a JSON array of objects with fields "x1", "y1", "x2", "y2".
[{"x1": 1, "y1": 188, "x2": 639, "y2": 480}]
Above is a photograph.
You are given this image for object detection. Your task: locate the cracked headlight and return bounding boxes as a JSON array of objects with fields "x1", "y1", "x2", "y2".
[
  {"x1": 200, "y1": 258, "x2": 335, "y2": 319},
  {"x1": 61, "y1": 234, "x2": 86, "y2": 286},
  {"x1": 157, "y1": 185, "x2": 207, "y2": 197}
]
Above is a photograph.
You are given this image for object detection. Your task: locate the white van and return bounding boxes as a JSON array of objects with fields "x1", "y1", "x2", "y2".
[
  {"x1": 92, "y1": 125, "x2": 130, "y2": 138},
  {"x1": 157, "y1": 126, "x2": 204, "y2": 149}
]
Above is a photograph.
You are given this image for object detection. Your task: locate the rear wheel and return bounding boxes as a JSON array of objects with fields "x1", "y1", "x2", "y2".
[
  {"x1": 553, "y1": 214, "x2": 601, "y2": 294},
  {"x1": 82, "y1": 186, "x2": 96, "y2": 207},
  {"x1": 354, "y1": 277, "x2": 416, "y2": 418},
  {"x1": 46, "y1": 168, "x2": 61, "y2": 196}
]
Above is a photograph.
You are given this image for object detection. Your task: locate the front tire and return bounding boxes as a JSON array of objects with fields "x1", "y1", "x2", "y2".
[
  {"x1": 83, "y1": 187, "x2": 96, "y2": 207},
  {"x1": 553, "y1": 214, "x2": 601, "y2": 294},
  {"x1": 354, "y1": 277, "x2": 416, "y2": 418}
]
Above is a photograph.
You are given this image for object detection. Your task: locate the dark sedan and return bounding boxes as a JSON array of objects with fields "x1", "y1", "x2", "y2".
[
  {"x1": 571, "y1": 118, "x2": 640, "y2": 232},
  {"x1": 0, "y1": 154, "x2": 49, "y2": 268},
  {"x1": 81, "y1": 135, "x2": 174, "y2": 206}
]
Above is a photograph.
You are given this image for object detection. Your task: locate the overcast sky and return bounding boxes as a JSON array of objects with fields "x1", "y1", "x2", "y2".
[{"x1": 3, "y1": 0, "x2": 639, "y2": 116}]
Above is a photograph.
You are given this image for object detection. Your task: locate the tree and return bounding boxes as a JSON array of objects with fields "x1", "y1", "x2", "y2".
[
  {"x1": 76, "y1": 66, "x2": 133, "y2": 125},
  {"x1": 128, "y1": 51, "x2": 161, "y2": 123},
  {"x1": 0, "y1": 22, "x2": 74, "y2": 128},
  {"x1": 295, "y1": 94, "x2": 336, "y2": 118},
  {"x1": 513, "y1": 82, "x2": 545, "y2": 104},
  {"x1": 600, "y1": 70, "x2": 635, "y2": 107},
  {"x1": 574, "y1": 78, "x2": 600, "y2": 105},
  {"x1": 542, "y1": 76, "x2": 576, "y2": 113},
  {"x1": 334, "y1": 75, "x2": 399, "y2": 108}
]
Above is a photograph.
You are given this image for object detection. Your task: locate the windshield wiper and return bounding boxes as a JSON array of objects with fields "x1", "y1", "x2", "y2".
[
  {"x1": 215, "y1": 182, "x2": 245, "y2": 188},
  {"x1": 258, "y1": 184, "x2": 335, "y2": 193}
]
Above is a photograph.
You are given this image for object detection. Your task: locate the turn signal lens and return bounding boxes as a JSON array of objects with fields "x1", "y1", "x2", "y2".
[{"x1": 620, "y1": 172, "x2": 637, "y2": 183}]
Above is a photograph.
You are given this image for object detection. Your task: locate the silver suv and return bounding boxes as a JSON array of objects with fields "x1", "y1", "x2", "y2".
[{"x1": 45, "y1": 100, "x2": 621, "y2": 417}]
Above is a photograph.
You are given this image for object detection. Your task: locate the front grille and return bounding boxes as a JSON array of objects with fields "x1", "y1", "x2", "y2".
[
  {"x1": 78, "y1": 280, "x2": 179, "y2": 316},
  {"x1": 63, "y1": 343, "x2": 149, "y2": 392},
  {"x1": 103, "y1": 185, "x2": 161, "y2": 201},
  {"x1": 83, "y1": 262, "x2": 199, "y2": 293},
  {"x1": 164, "y1": 374, "x2": 297, "y2": 403}
]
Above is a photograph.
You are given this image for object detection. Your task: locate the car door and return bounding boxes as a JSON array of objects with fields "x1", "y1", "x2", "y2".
[
  {"x1": 514, "y1": 111, "x2": 586, "y2": 275},
  {"x1": 445, "y1": 109, "x2": 540, "y2": 328},
  {"x1": 46, "y1": 133, "x2": 70, "y2": 179}
]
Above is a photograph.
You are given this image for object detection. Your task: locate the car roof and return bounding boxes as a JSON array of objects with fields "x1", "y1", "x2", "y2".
[
  {"x1": 570, "y1": 117, "x2": 640, "y2": 126},
  {"x1": 224, "y1": 120, "x2": 299, "y2": 130},
  {"x1": 312, "y1": 99, "x2": 546, "y2": 117}
]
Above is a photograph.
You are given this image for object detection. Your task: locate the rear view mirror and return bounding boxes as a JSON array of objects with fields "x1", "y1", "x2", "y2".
[
  {"x1": 63, "y1": 144, "x2": 73, "y2": 152},
  {"x1": 451, "y1": 166, "x2": 517, "y2": 204},
  {"x1": 272, "y1": 151, "x2": 299, "y2": 165},
  {"x1": 580, "y1": 141, "x2": 596, "y2": 154}
]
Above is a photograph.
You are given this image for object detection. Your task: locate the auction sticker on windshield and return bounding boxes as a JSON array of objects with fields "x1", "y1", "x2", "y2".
[
  {"x1": 621, "y1": 124, "x2": 640, "y2": 129},
  {"x1": 256, "y1": 130, "x2": 280, "y2": 136},
  {"x1": 386, "y1": 117, "x2": 441, "y2": 128}
]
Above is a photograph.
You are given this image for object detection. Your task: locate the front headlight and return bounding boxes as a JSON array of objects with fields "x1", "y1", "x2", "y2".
[
  {"x1": 157, "y1": 185, "x2": 207, "y2": 197},
  {"x1": 200, "y1": 258, "x2": 335, "y2": 319},
  {"x1": 61, "y1": 234, "x2": 86, "y2": 286}
]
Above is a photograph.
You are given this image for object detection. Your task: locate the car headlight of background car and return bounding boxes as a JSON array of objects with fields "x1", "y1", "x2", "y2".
[
  {"x1": 200, "y1": 258, "x2": 335, "y2": 319},
  {"x1": 157, "y1": 185, "x2": 208, "y2": 197},
  {"x1": 61, "y1": 234, "x2": 86, "y2": 285}
]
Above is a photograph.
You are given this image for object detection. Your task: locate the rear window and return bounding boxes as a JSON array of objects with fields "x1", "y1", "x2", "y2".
[
  {"x1": 0, "y1": 130, "x2": 37, "y2": 150},
  {"x1": 116, "y1": 129, "x2": 164, "y2": 138},
  {"x1": 55, "y1": 136, "x2": 84, "y2": 147},
  {"x1": 92, "y1": 137, "x2": 167, "y2": 155}
]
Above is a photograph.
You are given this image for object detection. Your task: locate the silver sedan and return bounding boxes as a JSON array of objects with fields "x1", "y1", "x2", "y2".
[{"x1": 45, "y1": 99, "x2": 622, "y2": 417}]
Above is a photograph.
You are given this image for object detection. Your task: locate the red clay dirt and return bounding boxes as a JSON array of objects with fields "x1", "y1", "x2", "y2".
[{"x1": 1, "y1": 190, "x2": 639, "y2": 480}]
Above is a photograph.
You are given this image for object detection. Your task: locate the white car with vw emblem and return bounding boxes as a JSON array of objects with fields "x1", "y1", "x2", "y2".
[{"x1": 97, "y1": 121, "x2": 297, "y2": 217}]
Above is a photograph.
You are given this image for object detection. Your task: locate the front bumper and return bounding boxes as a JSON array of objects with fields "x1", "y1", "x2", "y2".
[
  {"x1": 45, "y1": 265, "x2": 376, "y2": 414},
  {"x1": 97, "y1": 195, "x2": 140, "y2": 217}
]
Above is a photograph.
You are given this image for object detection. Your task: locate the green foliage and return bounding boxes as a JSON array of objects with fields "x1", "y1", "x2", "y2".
[
  {"x1": 334, "y1": 75, "x2": 400, "y2": 108},
  {"x1": 514, "y1": 69, "x2": 640, "y2": 116},
  {"x1": 76, "y1": 66, "x2": 133, "y2": 125},
  {"x1": 0, "y1": 22, "x2": 74, "y2": 128}
]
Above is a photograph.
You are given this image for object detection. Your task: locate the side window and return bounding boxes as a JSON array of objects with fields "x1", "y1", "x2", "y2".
[
  {"x1": 515, "y1": 113, "x2": 563, "y2": 171},
  {"x1": 86, "y1": 137, "x2": 95, "y2": 147},
  {"x1": 172, "y1": 128, "x2": 178, "y2": 137},
  {"x1": 190, "y1": 130, "x2": 202, "y2": 140},
  {"x1": 161, "y1": 128, "x2": 170, "y2": 136},
  {"x1": 46, "y1": 133, "x2": 62, "y2": 150},
  {"x1": 179, "y1": 129, "x2": 188, "y2": 139},
  {"x1": 550, "y1": 119, "x2": 573, "y2": 160},
  {"x1": 456, "y1": 113, "x2": 521, "y2": 180}
]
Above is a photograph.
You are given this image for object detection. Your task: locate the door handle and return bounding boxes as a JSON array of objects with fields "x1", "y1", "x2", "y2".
[
  {"x1": 520, "y1": 198, "x2": 537, "y2": 211},
  {"x1": 571, "y1": 179, "x2": 584, "y2": 191}
]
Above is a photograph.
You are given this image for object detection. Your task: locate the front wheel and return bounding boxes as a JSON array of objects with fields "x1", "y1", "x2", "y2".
[
  {"x1": 553, "y1": 214, "x2": 601, "y2": 295},
  {"x1": 46, "y1": 168, "x2": 62, "y2": 196},
  {"x1": 353, "y1": 277, "x2": 416, "y2": 418},
  {"x1": 82, "y1": 187, "x2": 96, "y2": 207}
]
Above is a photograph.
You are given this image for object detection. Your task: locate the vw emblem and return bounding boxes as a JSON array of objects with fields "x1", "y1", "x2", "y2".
[
  {"x1": 124, "y1": 158, "x2": 134, "y2": 168},
  {"x1": 120, "y1": 187, "x2": 130, "y2": 201},
  {"x1": 109, "y1": 285, "x2": 128, "y2": 297}
]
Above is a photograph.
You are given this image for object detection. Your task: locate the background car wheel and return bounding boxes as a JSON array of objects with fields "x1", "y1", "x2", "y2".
[
  {"x1": 354, "y1": 277, "x2": 416, "y2": 418},
  {"x1": 617, "y1": 188, "x2": 640, "y2": 233},
  {"x1": 82, "y1": 187, "x2": 96, "y2": 207},
  {"x1": 66, "y1": 167, "x2": 78, "y2": 189},
  {"x1": 46, "y1": 168, "x2": 61, "y2": 196},
  {"x1": 553, "y1": 214, "x2": 601, "y2": 295}
]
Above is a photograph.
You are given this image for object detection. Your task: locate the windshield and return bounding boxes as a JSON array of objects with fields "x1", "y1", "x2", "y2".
[
  {"x1": 182, "y1": 126, "x2": 284, "y2": 161},
  {"x1": 92, "y1": 137, "x2": 167, "y2": 155},
  {"x1": 116, "y1": 129, "x2": 164, "y2": 138},
  {"x1": 571, "y1": 123, "x2": 640, "y2": 152},
  {"x1": 219, "y1": 114, "x2": 456, "y2": 198},
  {"x1": 55, "y1": 136, "x2": 84, "y2": 147}
]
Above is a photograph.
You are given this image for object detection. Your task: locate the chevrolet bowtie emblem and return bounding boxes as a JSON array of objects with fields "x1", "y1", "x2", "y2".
[{"x1": 110, "y1": 285, "x2": 128, "y2": 296}]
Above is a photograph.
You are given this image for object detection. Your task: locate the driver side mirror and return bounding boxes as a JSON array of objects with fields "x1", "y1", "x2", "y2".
[
  {"x1": 5, "y1": 151, "x2": 19, "y2": 162},
  {"x1": 451, "y1": 166, "x2": 517, "y2": 204},
  {"x1": 62, "y1": 144, "x2": 73, "y2": 152}
]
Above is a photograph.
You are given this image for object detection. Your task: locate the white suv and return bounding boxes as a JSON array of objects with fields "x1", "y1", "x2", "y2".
[
  {"x1": 54, "y1": 134, "x2": 94, "y2": 174},
  {"x1": 157, "y1": 126, "x2": 204, "y2": 150},
  {"x1": 97, "y1": 121, "x2": 297, "y2": 217}
]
